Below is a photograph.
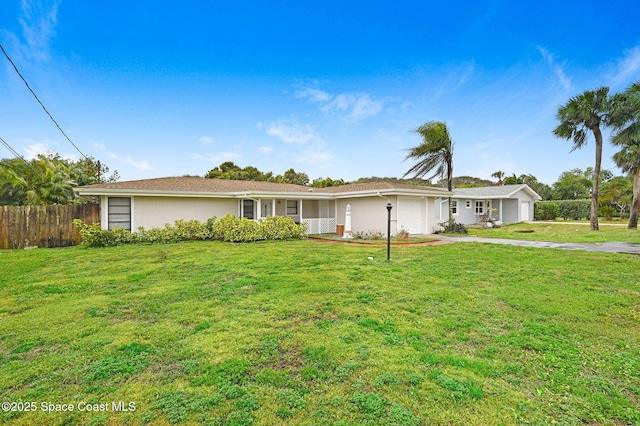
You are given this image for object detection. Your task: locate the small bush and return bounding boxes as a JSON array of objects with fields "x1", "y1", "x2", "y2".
[
  {"x1": 438, "y1": 219, "x2": 468, "y2": 234},
  {"x1": 74, "y1": 220, "x2": 138, "y2": 247},
  {"x1": 353, "y1": 230, "x2": 385, "y2": 240},
  {"x1": 396, "y1": 228, "x2": 410, "y2": 241}
]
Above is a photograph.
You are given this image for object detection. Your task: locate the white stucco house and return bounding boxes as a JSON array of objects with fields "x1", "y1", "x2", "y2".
[
  {"x1": 74, "y1": 177, "x2": 452, "y2": 235},
  {"x1": 436, "y1": 184, "x2": 542, "y2": 225}
]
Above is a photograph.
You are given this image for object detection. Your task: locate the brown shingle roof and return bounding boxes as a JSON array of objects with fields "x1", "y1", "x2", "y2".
[
  {"x1": 314, "y1": 181, "x2": 446, "y2": 193},
  {"x1": 78, "y1": 177, "x2": 310, "y2": 193},
  {"x1": 76, "y1": 177, "x2": 450, "y2": 196}
]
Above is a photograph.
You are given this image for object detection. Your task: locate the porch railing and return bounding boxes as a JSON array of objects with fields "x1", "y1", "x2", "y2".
[{"x1": 301, "y1": 218, "x2": 336, "y2": 234}]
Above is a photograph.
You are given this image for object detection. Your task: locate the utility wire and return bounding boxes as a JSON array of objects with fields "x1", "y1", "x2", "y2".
[
  {"x1": 1, "y1": 43, "x2": 89, "y2": 160},
  {"x1": 0, "y1": 135, "x2": 43, "y2": 177}
]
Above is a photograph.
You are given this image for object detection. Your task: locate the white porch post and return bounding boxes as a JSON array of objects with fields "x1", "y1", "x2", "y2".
[
  {"x1": 343, "y1": 204, "x2": 353, "y2": 238},
  {"x1": 257, "y1": 198, "x2": 262, "y2": 219},
  {"x1": 499, "y1": 199, "x2": 503, "y2": 222},
  {"x1": 300, "y1": 198, "x2": 303, "y2": 220},
  {"x1": 272, "y1": 199, "x2": 276, "y2": 217}
]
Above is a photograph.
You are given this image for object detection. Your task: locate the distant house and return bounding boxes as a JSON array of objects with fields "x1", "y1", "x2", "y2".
[
  {"x1": 75, "y1": 177, "x2": 452, "y2": 235},
  {"x1": 436, "y1": 184, "x2": 542, "y2": 225}
]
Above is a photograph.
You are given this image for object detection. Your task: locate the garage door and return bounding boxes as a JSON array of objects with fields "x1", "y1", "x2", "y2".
[{"x1": 397, "y1": 197, "x2": 426, "y2": 234}]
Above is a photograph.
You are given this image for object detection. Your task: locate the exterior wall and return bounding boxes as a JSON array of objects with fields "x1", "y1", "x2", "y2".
[
  {"x1": 440, "y1": 198, "x2": 479, "y2": 224},
  {"x1": 502, "y1": 199, "x2": 519, "y2": 222},
  {"x1": 336, "y1": 196, "x2": 398, "y2": 235},
  {"x1": 132, "y1": 196, "x2": 237, "y2": 230}
]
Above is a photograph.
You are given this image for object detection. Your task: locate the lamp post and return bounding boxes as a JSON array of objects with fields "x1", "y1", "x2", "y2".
[{"x1": 386, "y1": 202, "x2": 392, "y2": 260}]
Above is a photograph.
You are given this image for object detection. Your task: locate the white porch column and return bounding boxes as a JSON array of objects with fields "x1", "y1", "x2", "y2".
[
  {"x1": 257, "y1": 198, "x2": 262, "y2": 219},
  {"x1": 499, "y1": 199, "x2": 503, "y2": 222},
  {"x1": 299, "y1": 198, "x2": 303, "y2": 220},
  {"x1": 272, "y1": 199, "x2": 276, "y2": 217}
]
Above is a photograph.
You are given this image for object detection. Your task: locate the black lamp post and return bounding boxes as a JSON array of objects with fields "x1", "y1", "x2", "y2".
[{"x1": 386, "y1": 202, "x2": 392, "y2": 260}]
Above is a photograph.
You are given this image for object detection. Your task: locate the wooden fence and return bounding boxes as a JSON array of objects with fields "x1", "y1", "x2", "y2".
[{"x1": 0, "y1": 204, "x2": 100, "y2": 249}]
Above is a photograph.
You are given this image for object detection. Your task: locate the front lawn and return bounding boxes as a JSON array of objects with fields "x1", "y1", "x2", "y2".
[
  {"x1": 467, "y1": 221, "x2": 640, "y2": 243},
  {"x1": 1, "y1": 241, "x2": 639, "y2": 425}
]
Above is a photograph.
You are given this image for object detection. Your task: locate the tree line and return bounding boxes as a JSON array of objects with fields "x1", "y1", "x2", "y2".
[{"x1": 0, "y1": 153, "x2": 117, "y2": 205}]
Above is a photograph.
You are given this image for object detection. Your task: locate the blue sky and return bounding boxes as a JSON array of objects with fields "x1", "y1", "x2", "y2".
[{"x1": 1, "y1": 1, "x2": 640, "y2": 185}]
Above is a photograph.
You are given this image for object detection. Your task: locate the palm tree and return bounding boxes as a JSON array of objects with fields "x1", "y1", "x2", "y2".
[
  {"x1": 553, "y1": 87, "x2": 613, "y2": 230},
  {"x1": 611, "y1": 83, "x2": 640, "y2": 229},
  {"x1": 491, "y1": 171, "x2": 505, "y2": 185},
  {"x1": 612, "y1": 145, "x2": 640, "y2": 228},
  {"x1": 403, "y1": 121, "x2": 454, "y2": 219}
]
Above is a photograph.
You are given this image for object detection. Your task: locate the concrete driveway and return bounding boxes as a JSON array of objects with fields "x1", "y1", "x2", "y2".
[{"x1": 433, "y1": 234, "x2": 640, "y2": 255}]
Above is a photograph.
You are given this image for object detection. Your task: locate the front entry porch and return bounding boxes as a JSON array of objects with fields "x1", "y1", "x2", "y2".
[{"x1": 240, "y1": 198, "x2": 337, "y2": 234}]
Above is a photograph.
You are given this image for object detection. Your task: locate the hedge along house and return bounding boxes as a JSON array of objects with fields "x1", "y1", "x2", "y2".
[
  {"x1": 74, "y1": 177, "x2": 452, "y2": 235},
  {"x1": 435, "y1": 184, "x2": 542, "y2": 225}
]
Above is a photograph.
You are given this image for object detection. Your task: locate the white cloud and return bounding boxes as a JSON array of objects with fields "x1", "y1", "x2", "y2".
[
  {"x1": 294, "y1": 87, "x2": 332, "y2": 103},
  {"x1": 295, "y1": 143, "x2": 335, "y2": 164},
  {"x1": 92, "y1": 141, "x2": 152, "y2": 170},
  {"x1": 608, "y1": 45, "x2": 640, "y2": 88},
  {"x1": 430, "y1": 62, "x2": 476, "y2": 102},
  {"x1": 294, "y1": 84, "x2": 383, "y2": 122},
  {"x1": 198, "y1": 136, "x2": 214, "y2": 145},
  {"x1": 322, "y1": 93, "x2": 383, "y2": 122},
  {"x1": 22, "y1": 141, "x2": 55, "y2": 159},
  {"x1": 265, "y1": 122, "x2": 315, "y2": 144},
  {"x1": 537, "y1": 46, "x2": 572, "y2": 91},
  {"x1": 13, "y1": 0, "x2": 61, "y2": 62},
  {"x1": 123, "y1": 156, "x2": 151, "y2": 170},
  {"x1": 261, "y1": 119, "x2": 334, "y2": 165},
  {"x1": 258, "y1": 146, "x2": 273, "y2": 154}
]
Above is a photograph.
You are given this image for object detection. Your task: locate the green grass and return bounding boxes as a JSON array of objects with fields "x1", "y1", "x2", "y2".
[
  {"x1": 467, "y1": 221, "x2": 640, "y2": 243},
  {"x1": 1, "y1": 240, "x2": 639, "y2": 425}
]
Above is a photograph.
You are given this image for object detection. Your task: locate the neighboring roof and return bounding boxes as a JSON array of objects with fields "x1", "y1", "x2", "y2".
[
  {"x1": 451, "y1": 184, "x2": 542, "y2": 200},
  {"x1": 75, "y1": 177, "x2": 452, "y2": 198},
  {"x1": 315, "y1": 181, "x2": 449, "y2": 196}
]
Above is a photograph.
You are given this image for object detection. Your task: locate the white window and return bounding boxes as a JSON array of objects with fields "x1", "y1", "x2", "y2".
[
  {"x1": 451, "y1": 200, "x2": 458, "y2": 215},
  {"x1": 475, "y1": 201, "x2": 484, "y2": 214},
  {"x1": 465, "y1": 200, "x2": 472, "y2": 209},
  {"x1": 286, "y1": 200, "x2": 298, "y2": 215}
]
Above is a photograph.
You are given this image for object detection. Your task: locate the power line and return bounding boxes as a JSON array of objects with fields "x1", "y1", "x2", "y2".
[
  {"x1": 0, "y1": 135, "x2": 43, "y2": 177},
  {"x1": 1, "y1": 43, "x2": 89, "y2": 160}
]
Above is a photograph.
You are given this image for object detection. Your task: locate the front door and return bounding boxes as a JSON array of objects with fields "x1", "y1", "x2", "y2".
[
  {"x1": 262, "y1": 201, "x2": 272, "y2": 217},
  {"x1": 520, "y1": 201, "x2": 530, "y2": 222}
]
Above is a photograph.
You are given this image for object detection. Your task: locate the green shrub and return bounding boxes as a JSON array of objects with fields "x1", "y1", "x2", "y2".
[
  {"x1": 258, "y1": 216, "x2": 306, "y2": 240},
  {"x1": 74, "y1": 220, "x2": 138, "y2": 247},
  {"x1": 438, "y1": 219, "x2": 468, "y2": 234},
  {"x1": 219, "y1": 215, "x2": 262, "y2": 242},
  {"x1": 534, "y1": 202, "x2": 560, "y2": 220},
  {"x1": 75, "y1": 214, "x2": 306, "y2": 247},
  {"x1": 555, "y1": 200, "x2": 591, "y2": 220},
  {"x1": 600, "y1": 205, "x2": 615, "y2": 221}
]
